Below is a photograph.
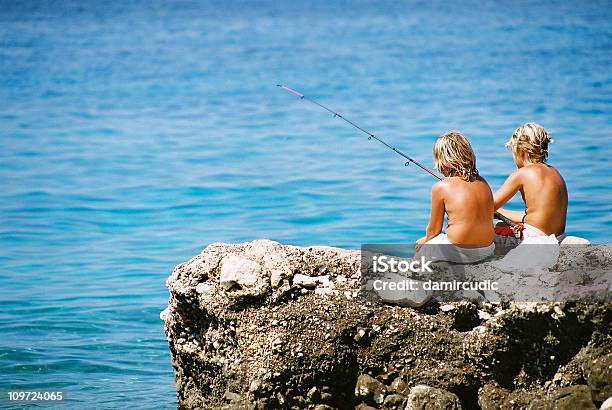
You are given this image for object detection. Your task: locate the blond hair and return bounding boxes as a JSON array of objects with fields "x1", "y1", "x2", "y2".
[
  {"x1": 506, "y1": 123, "x2": 553, "y2": 163},
  {"x1": 433, "y1": 132, "x2": 478, "y2": 181}
]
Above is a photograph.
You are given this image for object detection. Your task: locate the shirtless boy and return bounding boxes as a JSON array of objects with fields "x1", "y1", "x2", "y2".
[
  {"x1": 494, "y1": 123, "x2": 568, "y2": 245},
  {"x1": 416, "y1": 132, "x2": 495, "y2": 263}
]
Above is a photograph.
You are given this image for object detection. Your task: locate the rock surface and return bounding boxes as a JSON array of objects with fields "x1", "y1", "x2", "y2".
[
  {"x1": 162, "y1": 240, "x2": 611, "y2": 409},
  {"x1": 405, "y1": 385, "x2": 462, "y2": 409}
]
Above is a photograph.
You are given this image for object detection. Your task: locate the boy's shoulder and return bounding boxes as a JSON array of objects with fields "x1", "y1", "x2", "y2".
[
  {"x1": 515, "y1": 163, "x2": 564, "y2": 186},
  {"x1": 433, "y1": 177, "x2": 465, "y2": 192},
  {"x1": 511, "y1": 164, "x2": 538, "y2": 179},
  {"x1": 518, "y1": 163, "x2": 559, "y2": 177},
  {"x1": 436, "y1": 176, "x2": 487, "y2": 185},
  {"x1": 434, "y1": 177, "x2": 457, "y2": 187},
  {"x1": 431, "y1": 178, "x2": 453, "y2": 196}
]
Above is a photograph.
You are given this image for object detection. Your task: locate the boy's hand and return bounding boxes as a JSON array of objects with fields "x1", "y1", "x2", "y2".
[{"x1": 416, "y1": 236, "x2": 427, "y2": 251}]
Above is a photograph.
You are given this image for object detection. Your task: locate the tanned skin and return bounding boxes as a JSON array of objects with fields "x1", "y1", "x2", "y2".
[
  {"x1": 416, "y1": 173, "x2": 495, "y2": 249},
  {"x1": 494, "y1": 152, "x2": 568, "y2": 236}
]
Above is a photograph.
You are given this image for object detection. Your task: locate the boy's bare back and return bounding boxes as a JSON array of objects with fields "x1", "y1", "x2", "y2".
[
  {"x1": 494, "y1": 123, "x2": 568, "y2": 237},
  {"x1": 505, "y1": 163, "x2": 568, "y2": 236},
  {"x1": 418, "y1": 132, "x2": 495, "y2": 250},
  {"x1": 439, "y1": 176, "x2": 495, "y2": 246}
]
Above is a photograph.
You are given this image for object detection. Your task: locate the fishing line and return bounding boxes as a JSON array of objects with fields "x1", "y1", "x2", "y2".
[{"x1": 277, "y1": 84, "x2": 514, "y2": 227}]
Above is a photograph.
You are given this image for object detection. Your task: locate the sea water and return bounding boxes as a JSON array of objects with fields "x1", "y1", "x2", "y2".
[{"x1": 1, "y1": 1, "x2": 610, "y2": 407}]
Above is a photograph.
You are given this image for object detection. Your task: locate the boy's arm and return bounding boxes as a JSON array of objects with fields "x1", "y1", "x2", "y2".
[
  {"x1": 416, "y1": 182, "x2": 445, "y2": 249},
  {"x1": 493, "y1": 171, "x2": 522, "y2": 210},
  {"x1": 496, "y1": 208, "x2": 528, "y2": 223}
]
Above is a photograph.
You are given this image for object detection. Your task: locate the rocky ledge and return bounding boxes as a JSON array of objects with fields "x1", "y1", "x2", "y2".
[{"x1": 162, "y1": 240, "x2": 611, "y2": 409}]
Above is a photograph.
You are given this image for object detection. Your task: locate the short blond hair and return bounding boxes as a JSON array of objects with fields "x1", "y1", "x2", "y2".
[
  {"x1": 433, "y1": 132, "x2": 478, "y2": 181},
  {"x1": 506, "y1": 123, "x2": 553, "y2": 163}
]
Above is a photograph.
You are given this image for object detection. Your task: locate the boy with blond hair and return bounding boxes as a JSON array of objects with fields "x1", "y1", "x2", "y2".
[
  {"x1": 416, "y1": 132, "x2": 495, "y2": 263},
  {"x1": 494, "y1": 123, "x2": 568, "y2": 246}
]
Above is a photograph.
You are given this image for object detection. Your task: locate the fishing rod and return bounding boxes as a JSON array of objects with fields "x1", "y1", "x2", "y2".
[
  {"x1": 277, "y1": 85, "x2": 440, "y2": 179},
  {"x1": 277, "y1": 84, "x2": 515, "y2": 227}
]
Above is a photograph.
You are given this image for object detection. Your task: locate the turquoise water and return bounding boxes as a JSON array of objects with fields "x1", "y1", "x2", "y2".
[{"x1": 1, "y1": 1, "x2": 611, "y2": 407}]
